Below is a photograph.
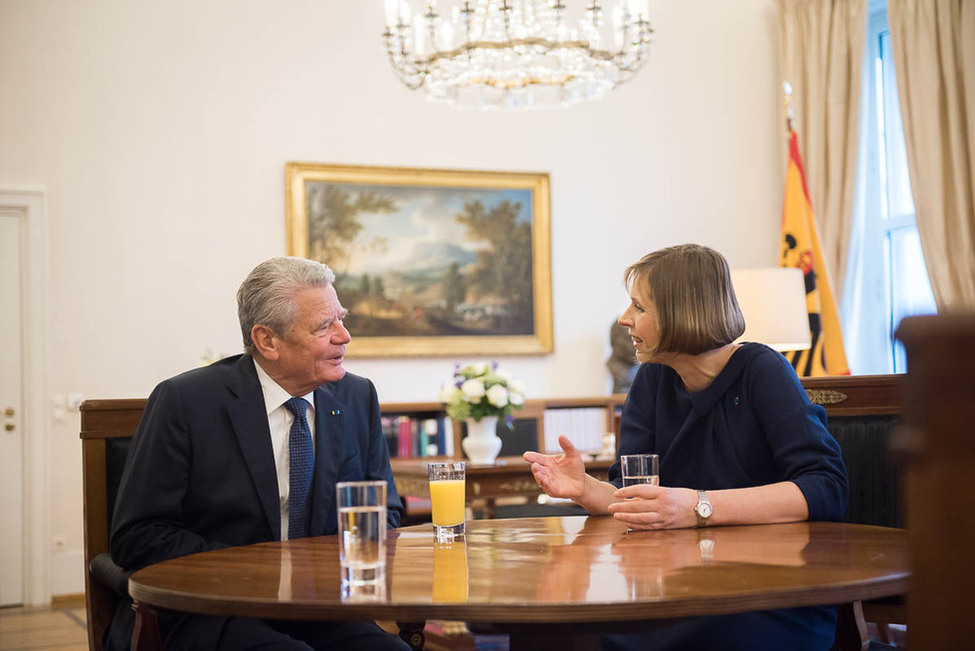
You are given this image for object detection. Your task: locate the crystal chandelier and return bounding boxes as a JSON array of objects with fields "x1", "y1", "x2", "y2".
[{"x1": 382, "y1": 1, "x2": 654, "y2": 109}]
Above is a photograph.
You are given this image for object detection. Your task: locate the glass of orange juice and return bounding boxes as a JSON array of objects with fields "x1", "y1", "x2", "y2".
[{"x1": 428, "y1": 461, "x2": 466, "y2": 542}]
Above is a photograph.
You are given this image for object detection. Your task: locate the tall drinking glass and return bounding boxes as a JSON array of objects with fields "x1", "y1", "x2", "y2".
[
  {"x1": 336, "y1": 480, "x2": 387, "y2": 585},
  {"x1": 428, "y1": 461, "x2": 466, "y2": 542},
  {"x1": 621, "y1": 454, "x2": 659, "y2": 487}
]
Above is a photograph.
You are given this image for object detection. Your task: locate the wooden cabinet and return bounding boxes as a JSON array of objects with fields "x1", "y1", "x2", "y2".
[
  {"x1": 381, "y1": 395, "x2": 627, "y2": 521},
  {"x1": 380, "y1": 394, "x2": 628, "y2": 461},
  {"x1": 380, "y1": 376, "x2": 904, "y2": 463}
]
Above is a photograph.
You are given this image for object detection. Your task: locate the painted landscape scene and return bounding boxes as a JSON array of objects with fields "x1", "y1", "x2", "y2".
[{"x1": 305, "y1": 181, "x2": 536, "y2": 337}]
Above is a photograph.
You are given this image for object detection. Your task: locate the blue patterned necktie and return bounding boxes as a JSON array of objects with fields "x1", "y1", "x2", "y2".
[{"x1": 284, "y1": 397, "x2": 314, "y2": 540}]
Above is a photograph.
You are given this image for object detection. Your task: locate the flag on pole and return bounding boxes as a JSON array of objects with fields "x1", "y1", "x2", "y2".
[{"x1": 779, "y1": 130, "x2": 850, "y2": 376}]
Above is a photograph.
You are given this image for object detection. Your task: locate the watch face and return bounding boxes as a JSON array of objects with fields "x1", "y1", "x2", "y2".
[{"x1": 696, "y1": 502, "x2": 713, "y2": 518}]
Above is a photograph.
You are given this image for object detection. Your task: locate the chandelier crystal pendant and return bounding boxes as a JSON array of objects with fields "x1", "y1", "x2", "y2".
[{"x1": 382, "y1": 0, "x2": 654, "y2": 109}]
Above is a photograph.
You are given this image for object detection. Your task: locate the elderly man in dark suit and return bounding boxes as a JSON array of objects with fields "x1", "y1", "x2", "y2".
[{"x1": 106, "y1": 257, "x2": 407, "y2": 651}]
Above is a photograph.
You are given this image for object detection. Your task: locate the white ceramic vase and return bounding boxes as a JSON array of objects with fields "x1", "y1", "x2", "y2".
[{"x1": 461, "y1": 415, "x2": 502, "y2": 465}]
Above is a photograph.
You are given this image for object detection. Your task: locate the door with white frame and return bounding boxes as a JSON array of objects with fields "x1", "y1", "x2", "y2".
[
  {"x1": 0, "y1": 189, "x2": 48, "y2": 607},
  {"x1": 0, "y1": 210, "x2": 24, "y2": 606}
]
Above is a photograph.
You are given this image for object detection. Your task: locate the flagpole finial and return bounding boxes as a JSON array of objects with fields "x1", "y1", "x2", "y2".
[{"x1": 782, "y1": 81, "x2": 795, "y2": 133}]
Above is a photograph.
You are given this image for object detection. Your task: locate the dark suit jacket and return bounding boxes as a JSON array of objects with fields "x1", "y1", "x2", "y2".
[{"x1": 105, "y1": 354, "x2": 403, "y2": 650}]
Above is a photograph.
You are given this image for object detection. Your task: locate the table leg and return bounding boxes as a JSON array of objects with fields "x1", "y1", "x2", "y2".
[
  {"x1": 131, "y1": 601, "x2": 162, "y2": 651},
  {"x1": 396, "y1": 620, "x2": 426, "y2": 650}
]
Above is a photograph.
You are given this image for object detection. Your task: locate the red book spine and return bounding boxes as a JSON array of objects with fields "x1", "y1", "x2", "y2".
[{"x1": 397, "y1": 416, "x2": 413, "y2": 458}]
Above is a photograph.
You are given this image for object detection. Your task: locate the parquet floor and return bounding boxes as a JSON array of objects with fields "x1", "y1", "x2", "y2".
[
  {"x1": 0, "y1": 597, "x2": 88, "y2": 651},
  {"x1": 0, "y1": 601, "x2": 491, "y2": 651}
]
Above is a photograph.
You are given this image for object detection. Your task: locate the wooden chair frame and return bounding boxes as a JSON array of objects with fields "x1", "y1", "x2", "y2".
[{"x1": 80, "y1": 399, "x2": 149, "y2": 651}]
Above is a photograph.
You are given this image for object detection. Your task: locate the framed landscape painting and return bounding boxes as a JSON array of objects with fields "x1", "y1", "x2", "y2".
[{"x1": 285, "y1": 163, "x2": 553, "y2": 358}]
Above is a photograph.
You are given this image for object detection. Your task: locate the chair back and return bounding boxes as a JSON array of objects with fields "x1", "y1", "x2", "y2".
[
  {"x1": 80, "y1": 399, "x2": 147, "y2": 651},
  {"x1": 801, "y1": 374, "x2": 905, "y2": 528},
  {"x1": 828, "y1": 414, "x2": 903, "y2": 527}
]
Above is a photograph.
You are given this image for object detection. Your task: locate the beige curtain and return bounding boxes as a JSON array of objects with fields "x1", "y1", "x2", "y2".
[
  {"x1": 888, "y1": 0, "x2": 975, "y2": 310},
  {"x1": 778, "y1": 0, "x2": 866, "y2": 296}
]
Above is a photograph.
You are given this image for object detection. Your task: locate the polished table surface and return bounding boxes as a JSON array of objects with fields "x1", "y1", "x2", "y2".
[{"x1": 128, "y1": 516, "x2": 909, "y2": 628}]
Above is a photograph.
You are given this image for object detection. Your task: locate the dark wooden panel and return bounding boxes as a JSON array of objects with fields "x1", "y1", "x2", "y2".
[
  {"x1": 80, "y1": 399, "x2": 146, "y2": 439},
  {"x1": 896, "y1": 313, "x2": 975, "y2": 649},
  {"x1": 801, "y1": 374, "x2": 903, "y2": 417}
]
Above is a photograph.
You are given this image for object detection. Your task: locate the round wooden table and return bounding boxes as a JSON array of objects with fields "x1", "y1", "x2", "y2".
[{"x1": 129, "y1": 516, "x2": 909, "y2": 649}]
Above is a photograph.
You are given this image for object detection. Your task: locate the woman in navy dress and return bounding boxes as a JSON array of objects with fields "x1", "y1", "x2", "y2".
[{"x1": 524, "y1": 244, "x2": 848, "y2": 651}]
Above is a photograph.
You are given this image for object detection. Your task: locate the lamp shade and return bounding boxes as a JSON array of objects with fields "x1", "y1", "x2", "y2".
[{"x1": 731, "y1": 268, "x2": 811, "y2": 352}]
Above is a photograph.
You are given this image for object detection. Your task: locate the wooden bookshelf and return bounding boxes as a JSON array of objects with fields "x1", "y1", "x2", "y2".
[
  {"x1": 379, "y1": 375, "x2": 905, "y2": 463},
  {"x1": 380, "y1": 395, "x2": 628, "y2": 461}
]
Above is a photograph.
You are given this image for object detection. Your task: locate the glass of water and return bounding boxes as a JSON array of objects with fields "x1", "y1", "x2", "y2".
[
  {"x1": 336, "y1": 480, "x2": 387, "y2": 585},
  {"x1": 621, "y1": 454, "x2": 659, "y2": 487}
]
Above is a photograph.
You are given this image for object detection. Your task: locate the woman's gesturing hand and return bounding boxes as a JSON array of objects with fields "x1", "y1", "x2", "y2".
[
  {"x1": 523, "y1": 435, "x2": 588, "y2": 501},
  {"x1": 608, "y1": 485, "x2": 699, "y2": 530}
]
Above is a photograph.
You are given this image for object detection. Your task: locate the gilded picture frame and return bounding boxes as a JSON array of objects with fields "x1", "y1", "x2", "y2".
[{"x1": 285, "y1": 163, "x2": 554, "y2": 358}]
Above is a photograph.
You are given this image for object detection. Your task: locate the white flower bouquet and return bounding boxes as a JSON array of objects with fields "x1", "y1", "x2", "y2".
[{"x1": 438, "y1": 361, "x2": 526, "y2": 426}]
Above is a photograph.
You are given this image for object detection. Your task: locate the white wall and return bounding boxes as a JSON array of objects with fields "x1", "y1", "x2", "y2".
[{"x1": 0, "y1": 0, "x2": 785, "y2": 596}]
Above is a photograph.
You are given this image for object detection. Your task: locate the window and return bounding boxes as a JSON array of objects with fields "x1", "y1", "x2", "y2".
[{"x1": 843, "y1": 0, "x2": 937, "y2": 374}]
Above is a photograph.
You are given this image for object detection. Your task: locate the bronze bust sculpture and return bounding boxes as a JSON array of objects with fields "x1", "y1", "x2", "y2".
[{"x1": 607, "y1": 320, "x2": 639, "y2": 393}]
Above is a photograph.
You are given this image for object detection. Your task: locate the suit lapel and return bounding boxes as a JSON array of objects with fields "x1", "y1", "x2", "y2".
[
  {"x1": 226, "y1": 356, "x2": 282, "y2": 540},
  {"x1": 309, "y1": 384, "x2": 347, "y2": 536}
]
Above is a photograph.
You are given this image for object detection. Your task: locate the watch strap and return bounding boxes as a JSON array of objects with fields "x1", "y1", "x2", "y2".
[{"x1": 695, "y1": 490, "x2": 712, "y2": 527}]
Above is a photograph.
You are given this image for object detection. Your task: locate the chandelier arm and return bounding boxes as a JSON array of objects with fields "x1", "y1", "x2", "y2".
[{"x1": 425, "y1": 38, "x2": 620, "y2": 64}]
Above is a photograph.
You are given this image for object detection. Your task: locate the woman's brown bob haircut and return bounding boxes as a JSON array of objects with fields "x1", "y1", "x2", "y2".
[{"x1": 624, "y1": 244, "x2": 746, "y2": 355}]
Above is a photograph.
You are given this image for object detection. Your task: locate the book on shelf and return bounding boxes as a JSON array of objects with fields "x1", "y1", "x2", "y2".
[
  {"x1": 382, "y1": 414, "x2": 453, "y2": 459},
  {"x1": 381, "y1": 416, "x2": 397, "y2": 458},
  {"x1": 543, "y1": 407, "x2": 608, "y2": 455},
  {"x1": 396, "y1": 416, "x2": 414, "y2": 458},
  {"x1": 441, "y1": 417, "x2": 454, "y2": 457}
]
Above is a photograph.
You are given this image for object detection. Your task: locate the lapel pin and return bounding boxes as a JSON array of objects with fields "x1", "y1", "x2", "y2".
[{"x1": 331, "y1": 409, "x2": 341, "y2": 416}]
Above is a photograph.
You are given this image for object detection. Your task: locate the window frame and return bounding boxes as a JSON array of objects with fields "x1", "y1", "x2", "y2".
[{"x1": 849, "y1": 0, "x2": 933, "y2": 374}]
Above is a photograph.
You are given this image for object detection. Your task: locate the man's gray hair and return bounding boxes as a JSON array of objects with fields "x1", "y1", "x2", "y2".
[{"x1": 237, "y1": 256, "x2": 336, "y2": 355}]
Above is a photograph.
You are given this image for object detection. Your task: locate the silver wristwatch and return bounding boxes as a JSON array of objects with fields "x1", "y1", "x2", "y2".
[{"x1": 694, "y1": 490, "x2": 713, "y2": 527}]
